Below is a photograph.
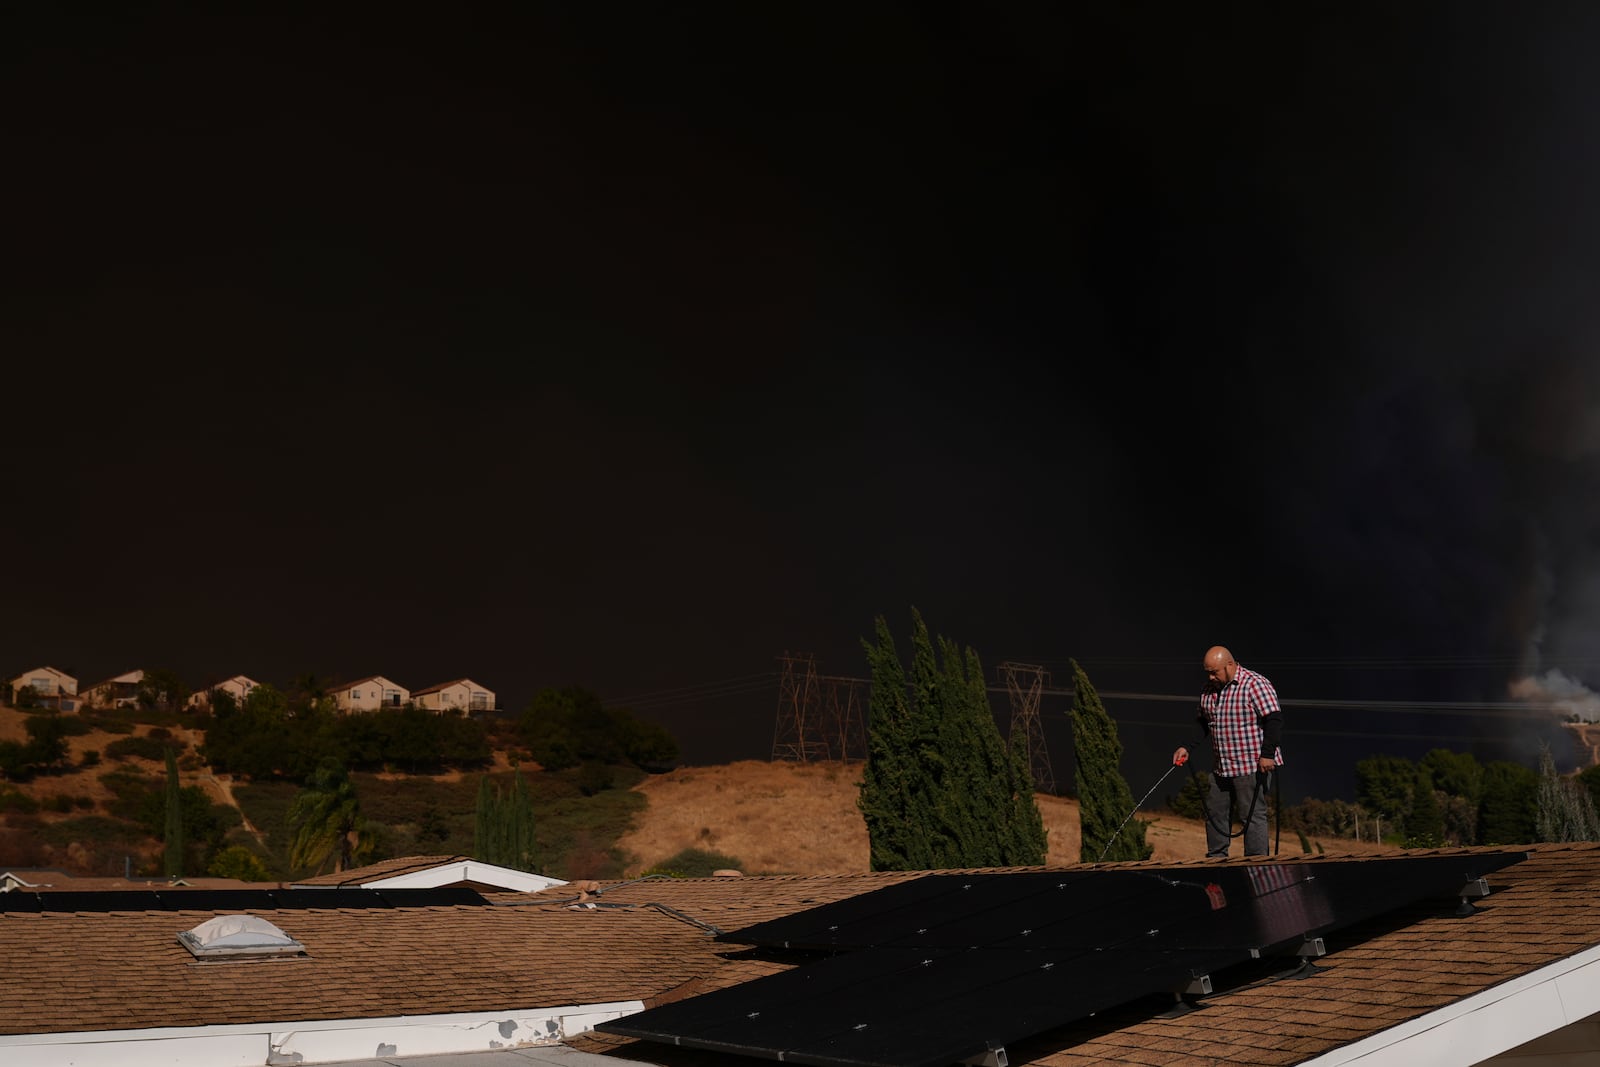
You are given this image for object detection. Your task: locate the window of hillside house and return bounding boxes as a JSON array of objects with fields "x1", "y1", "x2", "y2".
[
  {"x1": 384, "y1": 688, "x2": 399, "y2": 705},
  {"x1": 351, "y1": 690, "x2": 361, "y2": 699},
  {"x1": 31, "y1": 677, "x2": 55, "y2": 693}
]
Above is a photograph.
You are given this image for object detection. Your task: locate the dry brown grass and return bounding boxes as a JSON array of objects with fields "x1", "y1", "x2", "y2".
[{"x1": 613, "y1": 759, "x2": 1395, "y2": 875}]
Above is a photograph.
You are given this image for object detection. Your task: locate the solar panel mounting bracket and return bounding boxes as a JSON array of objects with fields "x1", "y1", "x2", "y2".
[
  {"x1": 959, "y1": 1041, "x2": 1007, "y2": 1067},
  {"x1": 1455, "y1": 877, "x2": 1491, "y2": 917}
]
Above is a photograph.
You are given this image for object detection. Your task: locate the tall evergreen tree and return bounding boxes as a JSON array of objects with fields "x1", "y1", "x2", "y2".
[
  {"x1": 503, "y1": 769, "x2": 538, "y2": 872},
  {"x1": 857, "y1": 610, "x2": 1045, "y2": 871},
  {"x1": 1537, "y1": 744, "x2": 1600, "y2": 843},
  {"x1": 474, "y1": 769, "x2": 539, "y2": 872},
  {"x1": 1069, "y1": 659, "x2": 1151, "y2": 862},
  {"x1": 1478, "y1": 760, "x2": 1539, "y2": 845},
  {"x1": 1403, "y1": 768, "x2": 1445, "y2": 848},
  {"x1": 474, "y1": 774, "x2": 496, "y2": 862},
  {"x1": 163, "y1": 747, "x2": 185, "y2": 879}
]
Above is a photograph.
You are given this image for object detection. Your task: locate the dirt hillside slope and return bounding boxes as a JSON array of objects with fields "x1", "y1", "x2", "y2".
[{"x1": 612, "y1": 759, "x2": 1392, "y2": 876}]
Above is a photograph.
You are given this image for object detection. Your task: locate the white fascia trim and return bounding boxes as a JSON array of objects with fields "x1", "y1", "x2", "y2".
[
  {"x1": 363, "y1": 860, "x2": 567, "y2": 892},
  {"x1": 1299, "y1": 940, "x2": 1600, "y2": 1067},
  {"x1": 0, "y1": 1001, "x2": 643, "y2": 1067}
]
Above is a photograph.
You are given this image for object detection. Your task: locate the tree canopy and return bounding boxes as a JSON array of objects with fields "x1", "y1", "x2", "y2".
[
  {"x1": 856, "y1": 609, "x2": 1046, "y2": 871},
  {"x1": 1069, "y1": 659, "x2": 1150, "y2": 863},
  {"x1": 517, "y1": 686, "x2": 677, "y2": 772}
]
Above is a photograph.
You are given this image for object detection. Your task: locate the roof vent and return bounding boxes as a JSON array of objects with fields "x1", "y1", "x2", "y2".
[{"x1": 178, "y1": 914, "x2": 306, "y2": 959}]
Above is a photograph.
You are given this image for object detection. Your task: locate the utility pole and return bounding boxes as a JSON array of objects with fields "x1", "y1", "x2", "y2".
[{"x1": 997, "y1": 661, "x2": 1054, "y2": 795}]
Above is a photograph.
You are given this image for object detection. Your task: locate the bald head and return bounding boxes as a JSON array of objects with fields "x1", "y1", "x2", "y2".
[{"x1": 1203, "y1": 645, "x2": 1237, "y2": 688}]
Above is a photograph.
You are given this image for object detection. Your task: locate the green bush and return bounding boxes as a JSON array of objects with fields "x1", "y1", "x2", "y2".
[
  {"x1": 50, "y1": 716, "x2": 96, "y2": 738},
  {"x1": 208, "y1": 844, "x2": 272, "y2": 881},
  {"x1": 1169, "y1": 772, "x2": 1210, "y2": 820},
  {"x1": 99, "y1": 768, "x2": 158, "y2": 820},
  {"x1": 36, "y1": 815, "x2": 150, "y2": 850},
  {"x1": 0, "y1": 789, "x2": 40, "y2": 815},
  {"x1": 78, "y1": 713, "x2": 135, "y2": 735},
  {"x1": 104, "y1": 736, "x2": 172, "y2": 762},
  {"x1": 642, "y1": 848, "x2": 745, "y2": 878}
]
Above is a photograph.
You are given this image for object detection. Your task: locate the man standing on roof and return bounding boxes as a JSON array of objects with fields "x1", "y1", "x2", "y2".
[{"x1": 1174, "y1": 646, "x2": 1283, "y2": 859}]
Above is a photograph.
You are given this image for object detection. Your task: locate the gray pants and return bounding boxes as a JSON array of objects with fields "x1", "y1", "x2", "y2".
[{"x1": 1206, "y1": 771, "x2": 1272, "y2": 858}]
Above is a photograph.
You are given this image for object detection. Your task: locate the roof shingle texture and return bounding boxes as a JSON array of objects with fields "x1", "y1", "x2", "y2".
[{"x1": 5, "y1": 844, "x2": 1597, "y2": 1067}]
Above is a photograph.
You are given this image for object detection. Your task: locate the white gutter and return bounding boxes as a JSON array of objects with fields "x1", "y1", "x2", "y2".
[
  {"x1": 0, "y1": 1001, "x2": 643, "y2": 1067},
  {"x1": 1299, "y1": 941, "x2": 1600, "y2": 1066}
]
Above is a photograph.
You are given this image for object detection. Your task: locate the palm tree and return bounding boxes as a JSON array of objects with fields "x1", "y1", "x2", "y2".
[{"x1": 287, "y1": 760, "x2": 375, "y2": 874}]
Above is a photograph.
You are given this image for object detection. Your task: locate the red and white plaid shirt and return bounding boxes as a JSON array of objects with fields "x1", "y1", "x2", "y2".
[{"x1": 1199, "y1": 664, "x2": 1284, "y2": 778}]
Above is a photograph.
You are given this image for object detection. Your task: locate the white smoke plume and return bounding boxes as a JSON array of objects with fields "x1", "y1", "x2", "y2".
[{"x1": 1509, "y1": 669, "x2": 1600, "y2": 722}]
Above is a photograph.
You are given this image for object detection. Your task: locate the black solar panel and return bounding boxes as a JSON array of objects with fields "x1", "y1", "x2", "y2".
[
  {"x1": 0, "y1": 886, "x2": 490, "y2": 912},
  {"x1": 600, "y1": 852, "x2": 1527, "y2": 1067}
]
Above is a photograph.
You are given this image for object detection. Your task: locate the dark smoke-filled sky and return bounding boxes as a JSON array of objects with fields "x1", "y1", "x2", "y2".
[{"x1": 7, "y1": 7, "x2": 1600, "y2": 802}]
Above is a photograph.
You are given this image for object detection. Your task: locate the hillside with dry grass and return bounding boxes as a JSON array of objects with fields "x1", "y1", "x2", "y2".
[
  {"x1": 611, "y1": 759, "x2": 1395, "y2": 876},
  {"x1": 3, "y1": 704, "x2": 1395, "y2": 879}
]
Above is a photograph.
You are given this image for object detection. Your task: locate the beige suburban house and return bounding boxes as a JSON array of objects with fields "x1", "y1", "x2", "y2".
[
  {"x1": 328, "y1": 675, "x2": 409, "y2": 713},
  {"x1": 412, "y1": 677, "x2": 496, "y2": 712},
  {"x1": 184, "y1": 674, "x2": 262, "y2": 711},
  {"x1": 6, "y1": 666, "x2": 78, "y2": 710},
  {"x1": 78, "y1": 669, "x2": 145, "y2": 709}
]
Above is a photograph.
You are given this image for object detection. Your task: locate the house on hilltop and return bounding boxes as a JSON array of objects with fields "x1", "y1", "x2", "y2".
[
  {"x1": 184, "y1": 674, "x2": 261, "y2": 711},
  {"x1": 78, "y1": 669, "x2": 144, "y2": 709},
  {"x1": 6, "y1": 666, "x2": 78, "y2": 711},
  {"x1": 328, "y1": 675, "x2": 408, "y2": 713},
  {"x1": 7, "y1": 846, "x2": 1600, "y2": 1066},
  {"x1": 412, "y1": 677, "x2": 496, "y2": 713}
]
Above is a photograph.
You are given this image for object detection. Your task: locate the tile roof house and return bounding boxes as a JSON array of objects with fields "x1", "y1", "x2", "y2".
[
  {"x1": 185, "y1": 673, "x2": 262, "y2": 710},
  {"x1": 6, "y1": 665, "x2": 78, "y2": 711},
  {"x1": 412, "y1": 677, "x2": 497, "y2": 712},
  {"x1": 328, "y1": 674, "x2": 409, "y2": 713},
  {"x1": 78, "y1": 668, "x2": 145, "y2": 708},
  {"x1": 6, "y1": 845, "x2": 1600, "y2": 1067}
]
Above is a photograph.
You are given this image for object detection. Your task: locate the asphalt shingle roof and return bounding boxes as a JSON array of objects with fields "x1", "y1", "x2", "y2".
[{"x1": 6, "y1": 845, "x2": 1599, "y2": 1067}]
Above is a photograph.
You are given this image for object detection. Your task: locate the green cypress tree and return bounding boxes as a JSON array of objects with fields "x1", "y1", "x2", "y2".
[
  {"x1": 473, "y1": 774, "x2": 496, "y2": 862},
  {"x1": 858, "y1": 609, "x2": 1046, "y2": 871},
  {"x1": 1479, "y1": 760, "x2": 1539, "y2": 845},
  {"x1": 506, "y1": 768, "x2": 538, "y2": 872},
  {"x1": 1403, "y1": 768, "x2": 1445, "y2": 848},
  {"x1": 163, "y1": 747, "x2": 185, "y2": 879},
  {"x1": 858, "y1": 614, "x2": 934, "y2": 870},
  {"x1": 1070, "y1": 659, "x2": 1151, "y2": 862}
]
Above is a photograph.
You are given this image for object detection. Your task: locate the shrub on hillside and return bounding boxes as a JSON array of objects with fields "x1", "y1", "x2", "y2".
[
  {"x1": 1169, "y1": 772, "x2": 1210, "y2": 820},
  {"x1": 642, "y1": 847, "x2": 744, "y2": 878},
  {"x1": 0, "y1": 789, "x2": 40, "y2": 815},
  {"x1": 78, "y1": 714, "x2": 135, "y2": 735},
  {"x1": 104, "y1": 736, "x2": 173, "y2": 762},
  {"x1": 208, "y1": 844, "x2": 271, "y2": 881}
]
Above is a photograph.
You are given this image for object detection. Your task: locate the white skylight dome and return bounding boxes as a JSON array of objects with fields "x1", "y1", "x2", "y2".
[{"x1": 177, "y1": 914, "x2": 306, "y2": 959}]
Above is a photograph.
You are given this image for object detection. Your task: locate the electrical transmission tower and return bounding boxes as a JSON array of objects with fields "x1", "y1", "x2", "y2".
[
  {"x1": 773, "y1": 654, "x2": 870, "y2": 763},
  {"x1": 821, "y1": 676, "x2": 868, "y2": 762},
  {"x1": 772, "y1": 652, "x2": 828, "y2": 762},
  {"x1": 998, "y1": 661, "x2": 1054, "y2": 794}
]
